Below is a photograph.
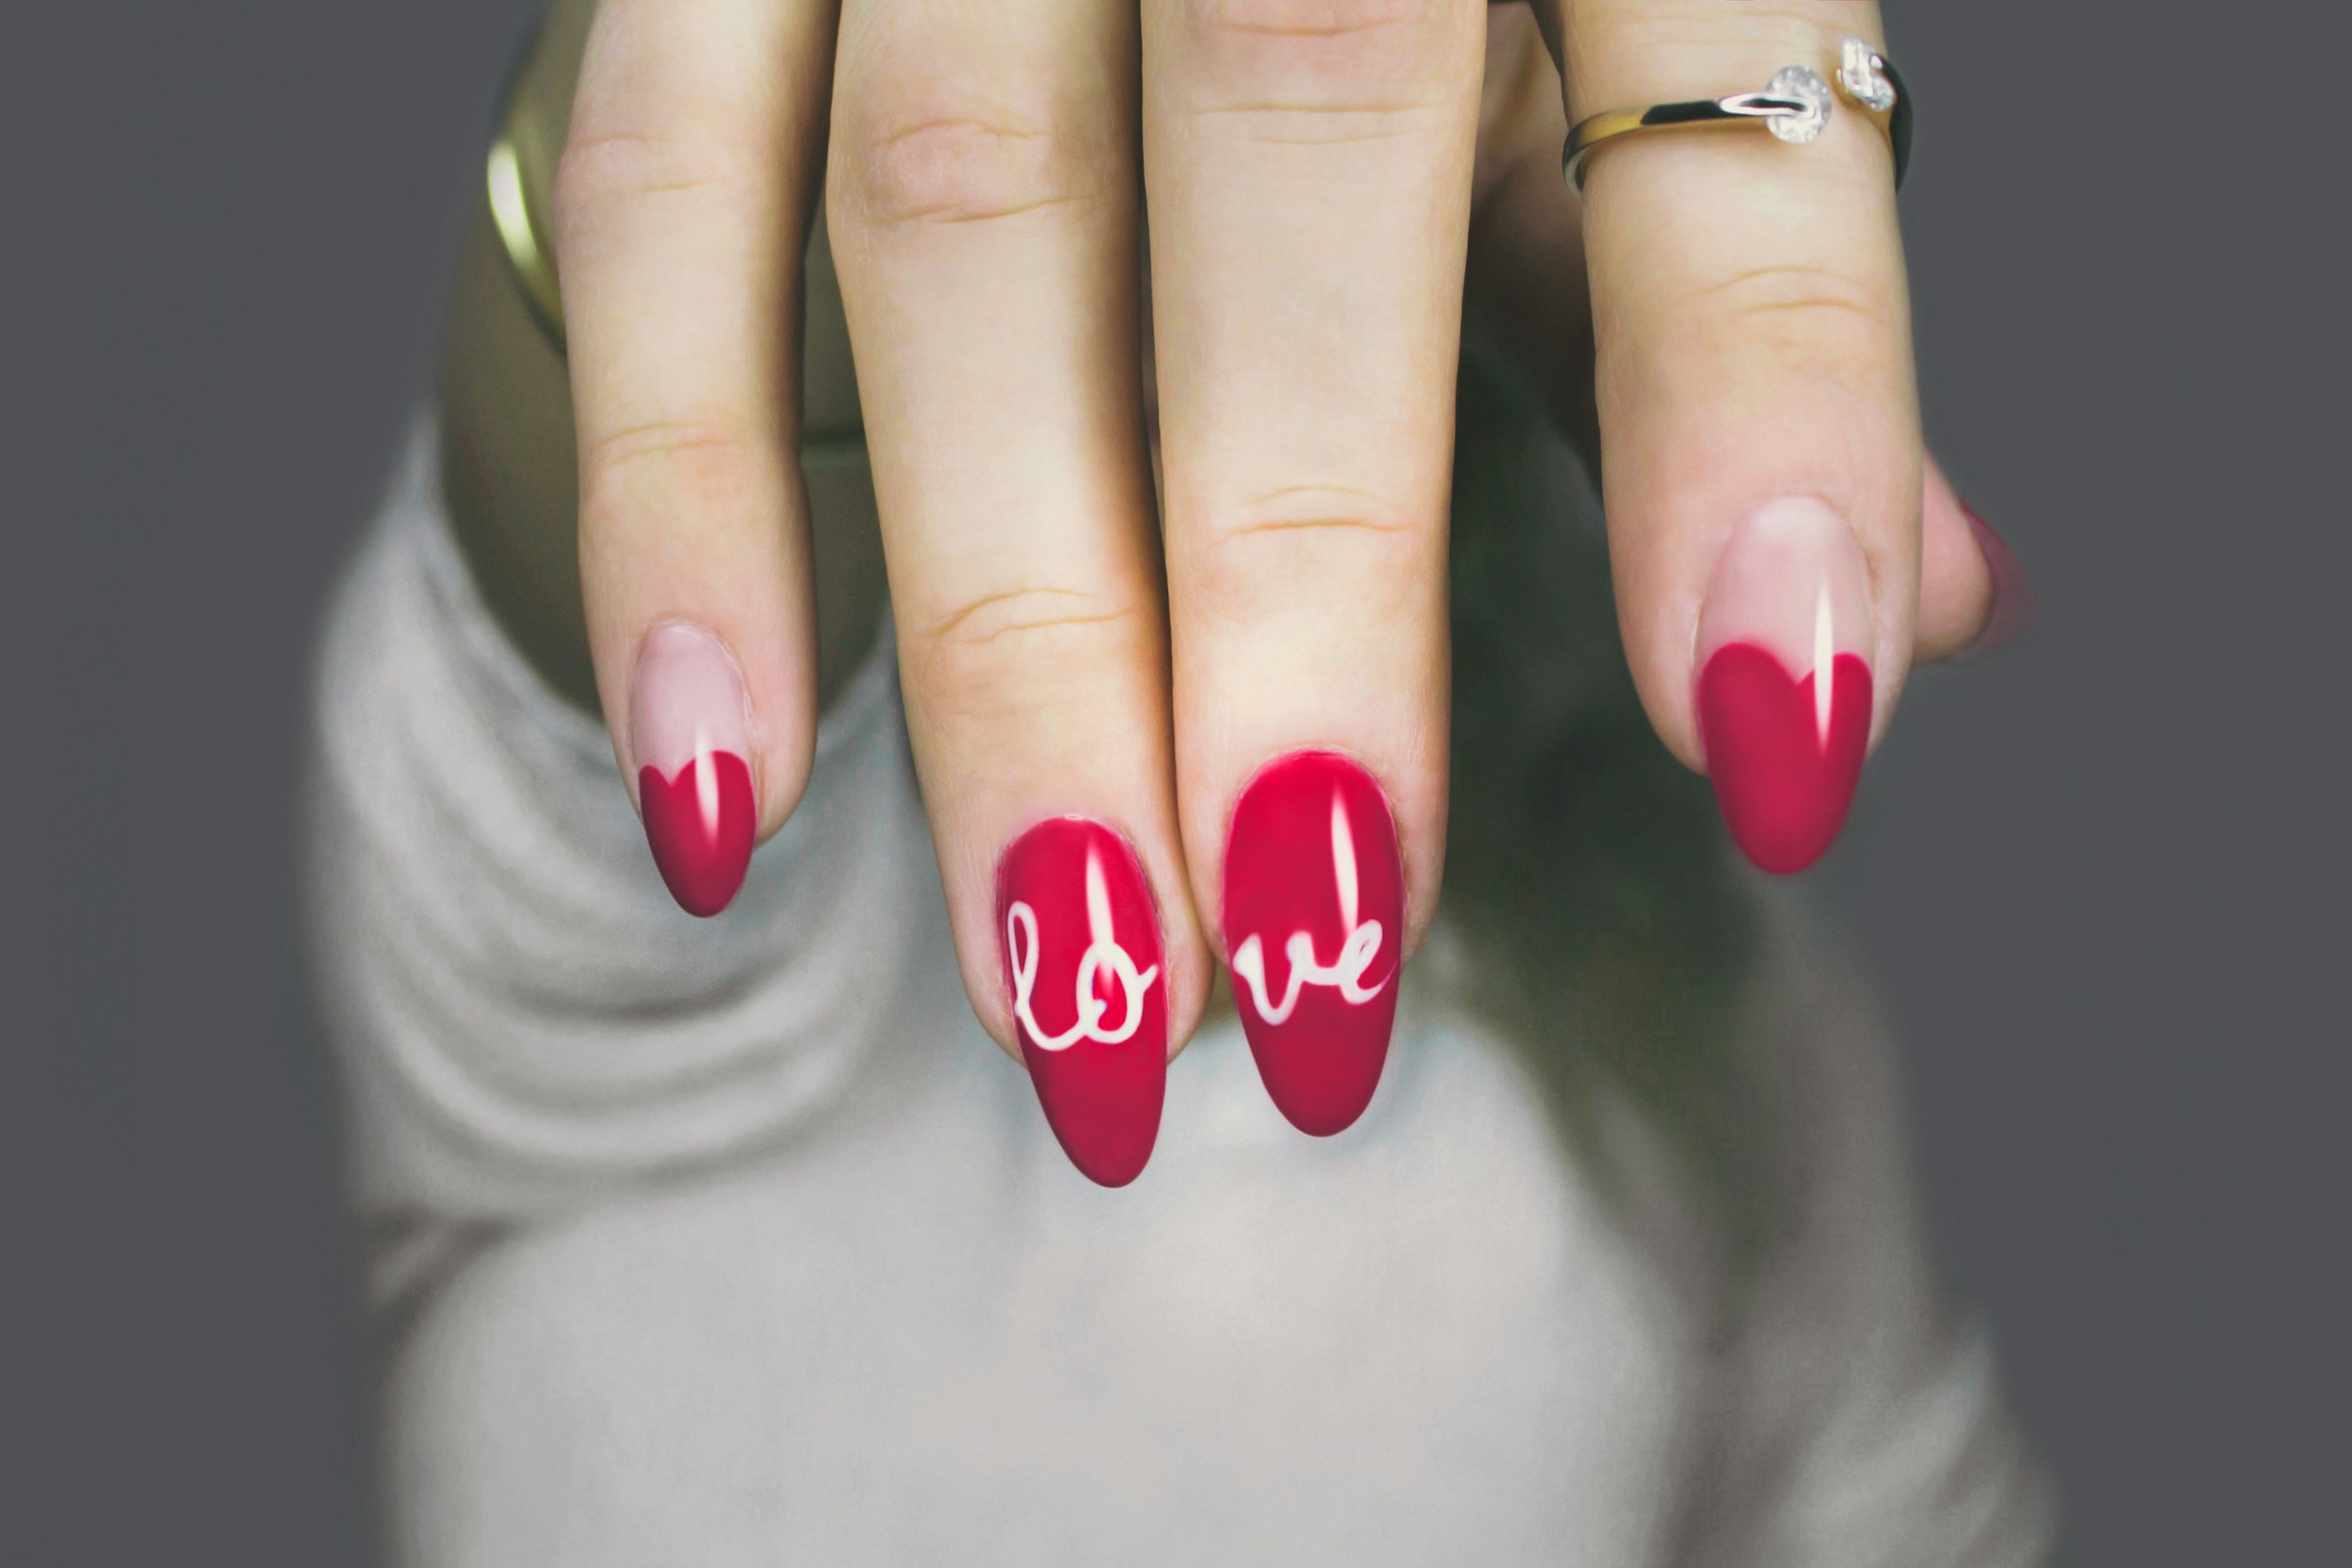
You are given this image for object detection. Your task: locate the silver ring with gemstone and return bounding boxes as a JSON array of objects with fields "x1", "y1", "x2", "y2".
[{"x1": 1563, "y1": 37, "x2": 1912, "y2": 192}]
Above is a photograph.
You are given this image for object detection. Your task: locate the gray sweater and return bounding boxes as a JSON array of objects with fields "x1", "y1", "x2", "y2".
[{"x1": 305, "y1": 413, "x2": 2050, "y2": 1566}]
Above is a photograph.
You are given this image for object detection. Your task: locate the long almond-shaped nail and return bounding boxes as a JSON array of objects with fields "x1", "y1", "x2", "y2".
[
  {"x1": 1696, "y1": 497, "x2": 1875, "y2": 875},
  {"x1": 1221, "y1": 751, "x2": 1403, "y2": 1137},
  {"x1": 630, "y1": 622, "x2": 756, "y2": 916},
  {"x1": 998, "y1": 819, "x2": 1166, "y2": 1187},
  {"x1": 1959, "y1": 500, "x2": 2038, "y2": 657}
]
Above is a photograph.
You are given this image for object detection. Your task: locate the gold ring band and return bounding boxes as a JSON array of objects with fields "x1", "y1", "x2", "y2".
[
  {"x1": 481, "y1": 38, "x2": 870, "y2": 468},
  {"x1": 1564, "y1": 37, "x2": 1912, "y2": 192},
  {"x1": 486, "y1": 91, "x2": 565, "y2": 349}
]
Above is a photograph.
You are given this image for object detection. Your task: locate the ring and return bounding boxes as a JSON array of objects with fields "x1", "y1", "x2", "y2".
[{"x1": 1563, "y1": 37, "x2": 1911, "y2": 191}]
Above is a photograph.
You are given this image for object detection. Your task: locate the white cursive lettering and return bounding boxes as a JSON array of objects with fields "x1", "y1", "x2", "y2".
[
  {"x1": 1006, "y1": 847, "x2": 1159, "y2": 1053},
  {"x1": 1230, "y1": 791, "x2": 1390, "y2": 1026}
]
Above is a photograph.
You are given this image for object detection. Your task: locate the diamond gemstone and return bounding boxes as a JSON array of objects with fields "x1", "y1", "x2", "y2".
[
  {"x1": 1839, "y1": 38, "x2": 1896, "y2": 113},
  {"x1": 1765, "y1": 67, "x2": 1833, "y2": 145}
]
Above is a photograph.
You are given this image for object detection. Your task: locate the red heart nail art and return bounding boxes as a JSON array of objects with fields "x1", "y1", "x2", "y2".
[
  {"x1": 639, "y1": 753, "x2": 756, "y2": 916},
  {"x1": 1697, "y1": 642, "x2": 1871, "y2": 874}
]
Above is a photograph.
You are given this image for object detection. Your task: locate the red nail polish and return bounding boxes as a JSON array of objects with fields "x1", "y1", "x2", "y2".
[
  {"x1": 629, "y1": 623, "x2": 758, "y2": 916},
  {"x1": 998, "y1": 819, "x2": 1166, "y2": 1187},
  {"x1": 1696, "y1": 498, "x2": 1876, "y2": 875},
  {"x1": 639, "y1": 752, "x2": 757, "y2": 915},
  {"x1": 1697, "y1": 643, "x2": 1872, "y2": 874},
  {"x1": 1221, "y1": 751, "x2": 1403, "y2": 1137}
]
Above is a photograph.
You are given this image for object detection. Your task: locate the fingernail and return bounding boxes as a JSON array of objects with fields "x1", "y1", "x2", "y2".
[
  {"x1": 1959, "y1": 500, "x2": 2038, "y2": 657},
  {"x1": 998, "y1": 819, "x2": 1166, "y2": 1187},
  {"x1": 1221, "y1": 751, "x2": 1404, "y2": 1137},
  {"x1": 630, "y1": 622, "x2": 757, "y2": 917},
  {"x1": 1696, "y1": 497, "x2": 1875, "y2": 875}
]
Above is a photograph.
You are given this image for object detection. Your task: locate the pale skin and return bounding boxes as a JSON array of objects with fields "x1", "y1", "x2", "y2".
[{"x1": 442, "y1": 0, "x2": 2001, "y2": 1066}]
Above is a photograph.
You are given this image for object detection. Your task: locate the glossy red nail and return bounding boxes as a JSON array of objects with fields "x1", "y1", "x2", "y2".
[
  {"x1": 631, "y1": 622, "x2": 756, "y2": 916},
  {"x1": 1696, "y1": 498, "x2": 1876, "y2": 875},
  {"x1": 639, "y1": 755, "x2": 756, "y2": 916},
  {"x1": 1221, "y1": 751, "x2": 1403, "y2": 1137},
  {"x1": 998, "y1": 819, "x2": 1166, "y2": 1187},
  {"x1": 1698, "y1": 644, "x2": 1872, "y2": 874}
]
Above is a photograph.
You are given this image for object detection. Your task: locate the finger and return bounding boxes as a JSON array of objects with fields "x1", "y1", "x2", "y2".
[
  {"x1": 554, "y1": 0, "x2": 836, "y2": 915},
  {"x1": 827, "y1": 0, "x2": 1197, "y2": 1186},
  {"x1": 1142, "y1": 0, "x2": 1488, "y2": 1135},
  {"x1": 1463, "y1": 0, "x2": 1592, "y2": 449},
  {"x1": 1461, "y1": 17, "x2": 2030, "y2": 666},
  {"x1": 1918, "y1": 455, "x2": 2036, "y2": 662},
  {"x1": 1557, "y1": 1, "x2": 1920, "y2": 873}
]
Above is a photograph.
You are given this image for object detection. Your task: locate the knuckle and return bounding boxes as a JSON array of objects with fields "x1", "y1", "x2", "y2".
[
  {"x1": 1702, "y1": 262, "x2": 1889, "y2": 323},
  {"x1": 1693, "y1": 262, "x2": 1897, "y2": 365},
  {"x1": 1184, "y1": 0, "x2": 1474, "y2": 125},
  {"x1": 912, "y1": 584, "x2": 1148, "y2": 698},
  {"x1": 1192, "y1": 0, "x2": 1447, "y2": 50},
  {"x1": 1187, "y1": 499, "x2": 1423, "y2": 627},
  {"x1": 578, "y1": 416, "x2": 761, "y2": 517},
  {"x1": 553, "y1": 125, "x2": 753, "y2": 248},
  {"x1": 1606, "y1": 6, "x2": 1833, "y2": 63},
  {"x1": 837, "y1": 90, "x2": 1106, "y2": 231}
]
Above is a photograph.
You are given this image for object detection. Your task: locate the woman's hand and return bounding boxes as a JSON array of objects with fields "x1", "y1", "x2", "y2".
[{"x1": 520, "y1": 0, "x2": 2020, "y2": 1184}]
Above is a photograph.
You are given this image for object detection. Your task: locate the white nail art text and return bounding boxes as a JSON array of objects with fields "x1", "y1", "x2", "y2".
[
  {"x1": 1230, "y1": 792, "x2": 1390, "y2": 1026},
  {"x1": 1007, "y1": 846, "x2": 1158, "y2": 1054}
]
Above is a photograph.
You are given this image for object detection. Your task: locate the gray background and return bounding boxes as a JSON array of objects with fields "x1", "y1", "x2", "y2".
[{"x1": 9, "y1": 2, "x2": 2342, "y2": 1562}]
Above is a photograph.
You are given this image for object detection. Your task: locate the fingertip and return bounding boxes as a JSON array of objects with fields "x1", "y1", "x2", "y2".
[
  {"x1": 1690, "y1": 499, "x2": 1875, "y2": 875},
  {"x1": 996, "y1": 817, "x2": 1170, "y2": 1186},
  {"x1": 1955, "y1": 499, "x2": 2038, "y2": 658},
  {"x1": 1917, "y1": 456, "x2": 2036, "y2": 662},
  {"x1": 619, "y1": 618, "x2": 821, "y2": 915}
]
